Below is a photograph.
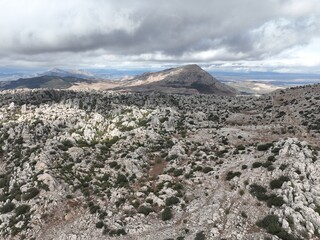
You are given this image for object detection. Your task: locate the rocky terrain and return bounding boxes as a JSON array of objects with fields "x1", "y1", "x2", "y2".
[{"x1": 0, "y1": 84, "x2": 319, "y2": 239}]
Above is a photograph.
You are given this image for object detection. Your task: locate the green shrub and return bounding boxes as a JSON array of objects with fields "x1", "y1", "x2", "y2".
[
  {"x1": 268, "y1": 156, "x2": 276, "y2": 162},
  {"x1": 194, "y1": 231, "x2": 205, "y2": 240},
  {"x1": 202, "y1": 167, "x2": 213, "y2": 173},
  {"x1": 66, "y1": 194, "x2": 73, "y2": 199},
  {"x1": 241, "y1": 165, "x2": 248, "y2": 170},
  {"x1": 226, "y1": 171, "x2": 241, "y2": 181},
  {"x1": 193, "y1": 165, "x2": 203, "y2": 171},
  {"x1": 314, "y1": 205, "x2": 320, "y2": 215},
  {"x1": 109, "y1": 161, "x2": 118, "y2": 168},
  {"x1": 267, "y1": 194, "x2": 285, "y2": 207},
  {"x1": 241, "y1": 211, "x2": 248, "y2": 218},
  {"x1": 60, "y1": 140, "x2": 73, "y2": 150},
  {"x1": 22, "y1": 187, "x2": 40, "y2": 200},
  {"x1": 257, "y1": 215, "x2": 296, "y2": 240},
  {"x1": 89, "y1": 204, "x2": 100, "y2": 214},
  {"x1": 166, "y1": 196, "x2": 180, "y2": 206},
  {"x1": 249, "y1": 184, "x2": 268, "y2": 201},
  {"x1": 257, "y1": 143, "x2": 273, "y2": 151},
  {"x1": 271, "y1": 147, "x2": 281, "y2": 155},
  {"x1": 109, "y1": 228, "x2": 126, "y2": 236},
  {"x1": 116, "y1": 174, "x2": 128, "y2": 187},
  {"x1": 257, "y1": 214, "x2": 279, "y2": 229},
  {"x1": 262, "y1": 161, "x2": 273, "y2": 168},
  {"x1": 138, "y1": 206, "x2": 153, "y2": 216},
  {"x1": 279, "y1": 164, "x2": 288, "y2": 171},
  {"x1": 270, "y1": 176, "x2": 290, "y2": 189},
  {"x1": 267, "y1": 165, "x2": 275, "y2": 171},
  {"x1": 252, "y1": 162, "x2": 263, "y2": 168},
  {"x1": 161, "y1": 207, "x2": 173, "y2": 221},
  {"x1": 237, "y1": 145, "x2": 245, "y2": 151},
  {"x1": 0, "y1": 176, "x2": 9, "y2": 189},
  {"x1": 15, "y1": 204, "x2": 30, "y2": 216},
  {"x1": 0, "y1": 202, "x2": 15, "y2": 213},
  {"x1": 96, "y1": 221, "x2": 104, "y2": 229},
  {"x1": 173, "y1": 169, "x2": 184, "y2": 177},
  {"x1": 173, "y1": 183, "x2": 184, "y2": 191}
]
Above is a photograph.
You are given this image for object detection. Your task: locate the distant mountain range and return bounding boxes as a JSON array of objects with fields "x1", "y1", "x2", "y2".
[
  {"x1": 39, "y1": 68, "x2": 95, "y2": 79},
  {"x1": 0, "y1": 65, "x2": 237, "y2": 96},
  {"x1": 0, "y1": 76, "x2": 94, "y2": 90},
  {"x1": 1, "y1": 66, "x2": 319, "y2": 94}
]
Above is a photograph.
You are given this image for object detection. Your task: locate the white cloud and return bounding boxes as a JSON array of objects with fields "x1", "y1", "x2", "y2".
[{"x1": 0, "y1": 0, "x2": 319, "y2": 71}]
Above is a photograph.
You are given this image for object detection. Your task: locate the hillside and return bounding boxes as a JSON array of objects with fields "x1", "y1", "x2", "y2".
[
  {"x1": 0, "y1": 76, "x2": 94, "y2": 90},
  {"x1": 118, "y1": 65, "x2": 237, "y2": 95},
  {"x1": 0, "y1": 84, "x2": 319, "y2": 239}
]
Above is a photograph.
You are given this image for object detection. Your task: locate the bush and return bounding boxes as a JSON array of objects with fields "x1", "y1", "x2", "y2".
[
  {"x1": 0, "y1": 176, "x2": 9, "y2": 189},
  {"x1": 257, "y1": 143, "x2": 273, "y2": 151},
  {"x1": 241, "y1": 211, "x2": 248, "y2": 218},
  {"x1": 262, "y1": 161, "x2": 273, "y2": 168},
  {"x1": 173, "y1": 169, "x2": 184, "y2": 177},
  {"x1": 202, "y1": 167, "x2": 213, "y2": 173},
  {"x1": 116, "y1": 174, "x2": 128, "y2": 187},
  {"x1": 161, "y1": 207, "x2": 173, "y2": 221},
  {"x1": 271, "y1": 147, "x2": 281, "y2": 155},
  {"x1": 15, "y1": 204, "x2": 30, "y2": 216},
  {"x1": 166, "y1": 196, "x2": 180, "y2": 206},
  {"x1": 241, "y1": 165, "x2": 248, "y2": 170},
  {"x1": 257, "y1": 214, "x2": 279, "y2": 229},
  {"x1": 138, "y1": 206, "x2": 153, "y2": 216},
  {"x1": 0, "y1": 202, "x2": 15, "y2": 213},
  {"x1": 109, "y1": 161, "x2": 118, "y2": 168},
  {"x1": 267, "y1": 194, "x2": 285, "y2": 207},
  {"x1": 237, "y1": 145, "x2": 245, "y2": 151},
  {"x1": 267, "y1": 165, "x2": 275, "y2": 171},
  {"x1": 195, "y1": 231, "x2": 205, "y2": 240},
  {"x1": 60, "y1": 140, "x2": 73, "y2": 151},
  {"x1": 279, "y1": 164, "x2": 288, "y2": 171},
  {"x1": 257, "y1": 215, "x2": 296, "y2": 240},
  {"x1": 226, "y1": 171, "x2": 241, "y2": 181},
  {"x1": 268, "y1": 156, "x2": 276, "y2": 162},
  {"x1": 252, "y1": 162, "x2": 263, "y2": 168},
  {"x1": 249, "y1": 184, "x2": 268, "y2": 201},
  {"x1": 89, "y1": 204, "x2": 100, "y2": 214},
  {"x1": 270, "y1": 176, "x2": 290, "y2": 189},
  {"x1": 22, "y1": 187, "x2": 40, "y2": 200},
  {"x1": 96, "y1": 221, "x2": 104, "y2": 229},
  {"x1": 109, "y1": 228, "x2": 126, "y2": 236},
  {"x1": 239, "y1": 189, "x2": 245, "y2": 195},
  {"x1": 173, "y1": 183, "x2": 184, "y2": 191}
]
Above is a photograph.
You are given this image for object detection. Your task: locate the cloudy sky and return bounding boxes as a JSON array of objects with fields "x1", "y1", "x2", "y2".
[{"x1": 1, "y1": 0, "x2": 320, "y2": 72}]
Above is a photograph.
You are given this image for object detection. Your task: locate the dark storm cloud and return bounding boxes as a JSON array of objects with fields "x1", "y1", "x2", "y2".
[{"x1": 0, "y1": 0, "x2": 320, "y2": 67}]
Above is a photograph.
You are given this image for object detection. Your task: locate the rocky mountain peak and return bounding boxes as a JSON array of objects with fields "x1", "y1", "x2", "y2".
[{"x1": 121, "y1": 65, "x2": 237, "y2": 95}]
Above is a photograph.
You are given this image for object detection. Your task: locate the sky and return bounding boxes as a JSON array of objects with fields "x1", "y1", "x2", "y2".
[{"x1": 1, "y1": 0, "x2": 320, "y2": 72}]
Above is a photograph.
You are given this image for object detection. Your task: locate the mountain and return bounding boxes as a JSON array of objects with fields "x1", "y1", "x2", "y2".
[
  {"x1": 0, "y1": 84, "x2": 319, "y2": 239},
  {"x1": 0, "y1": 76, "x2": 93, "y2": 90},
  {"x1": 39, "y1": 68, "x2": 95, "y2": 79},
  {"x1": 0, "y1": 65, "x2": 238, "y2": 95},
  {"x1": 119, "y1": 64, "x2": 237, "y2": 95}
]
